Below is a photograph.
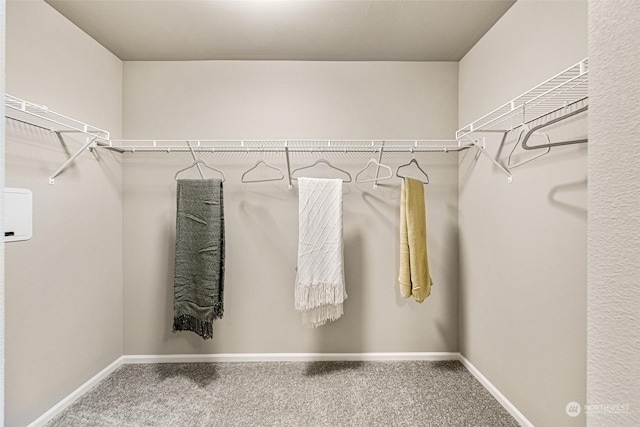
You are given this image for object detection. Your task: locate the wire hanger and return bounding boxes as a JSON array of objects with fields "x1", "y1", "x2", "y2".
[
  {"x1": 174, "y1": 159, "x2": 226, "y2": 181},
  {"x1": 355, "y1": 158, "x2": 393, "y2": 183},
  {"x1": 241, "y1": 159, "x2": 284, "y2": 183},
  {"x1": 521, "y1": 105, "x2": 588, "y2": 150},
  {"x1": 395, "y1": 153, "x2": 429, "y2": 184},
  {"x1": 290, "y1": 159, "x2": 352, "y2": 182}
]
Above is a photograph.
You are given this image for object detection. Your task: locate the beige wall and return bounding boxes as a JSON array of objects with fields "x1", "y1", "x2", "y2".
[
  {"x1": 4, "y1": 2, "x2": 622, "y2": 426},
  {"x1": 458, "y1": 1, "x2": 588, "y2": 426},
  {"x1": 5, "y1": 1, "x2": 123, "y2": 426},
  {"x1": 588, "y1": 1, "x2": 640, "y2": 425},
  {"x1": 122, "y1": 61, "x2": 460, "y2": 355}
]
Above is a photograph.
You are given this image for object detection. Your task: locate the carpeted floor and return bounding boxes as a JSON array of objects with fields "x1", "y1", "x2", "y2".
[{"x1": 47, "y1": 361, "x2": 518, "y2": 427}]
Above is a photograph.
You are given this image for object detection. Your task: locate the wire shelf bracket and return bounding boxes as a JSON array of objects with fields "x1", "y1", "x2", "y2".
[
  {"x1": 456, "y1": 58, "x2": 589, "y2": 140},
  {"x1": 473, "y1": 137, "x2": 513, "y2": 183},
  {"x1": 5, "y1": 94, "x2": 112, "y2": 184}
]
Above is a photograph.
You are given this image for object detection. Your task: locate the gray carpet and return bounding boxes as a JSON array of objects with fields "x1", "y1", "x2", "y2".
[{"x1": 47, "y1": 361, "x2": 518, "y2": 427}]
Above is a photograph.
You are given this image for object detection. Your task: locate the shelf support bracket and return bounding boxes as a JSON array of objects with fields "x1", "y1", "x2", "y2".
[
  {"x1": 373, "y1": 141, "x2": 385, "y2": 189},
  {"x1": 284, "y1": 142, "x2": 293, "y2": 190},
  {"x1": 473, "y1": 138, "x2": 513, "y2": 183},
  {"x1": 49, "y1": 135, "x2": 98, "y2": 184},
  {"x1": 186, "y1": 141, "x2": 205, "y2": 179}
]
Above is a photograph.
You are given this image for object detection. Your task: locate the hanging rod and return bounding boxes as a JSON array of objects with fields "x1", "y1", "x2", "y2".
[
  {"x1": 457, "y1": 58, "x2": 589, "y2": 139},
  {"x1": 101, "y1": 139, "x2": 471, "y2": 153}
]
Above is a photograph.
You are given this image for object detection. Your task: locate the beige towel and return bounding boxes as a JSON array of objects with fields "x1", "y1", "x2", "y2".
[{"x1": 399, "y1": 177, "x2": 433, "y2": 303}]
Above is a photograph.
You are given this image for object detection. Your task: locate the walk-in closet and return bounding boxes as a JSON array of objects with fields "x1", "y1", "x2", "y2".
[{"x1": 2, "y1": 1, "x2": 639, "y2": 426}]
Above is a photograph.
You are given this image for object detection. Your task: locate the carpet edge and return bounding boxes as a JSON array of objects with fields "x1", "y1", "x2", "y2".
[
  {"x1": 459, "y1": 354, "x2": 535, "y2": 427},
  {"x1": 27, "y1": 356, "x2": 124, "y2": 427}
]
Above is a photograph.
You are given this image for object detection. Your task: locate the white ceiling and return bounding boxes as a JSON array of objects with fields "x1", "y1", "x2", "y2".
[{"x1": 45, "y1": 0, "x2": 515, "y2": 62}]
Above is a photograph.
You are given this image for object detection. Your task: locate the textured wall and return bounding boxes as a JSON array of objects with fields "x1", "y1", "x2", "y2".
[
  {"x1": 458, "y1": 1, "x2": 588, "y2": 426},
  {"x1": 4, "y1": 1, "x2": 123, "y2": 426},
  {"x1": 1, "y1": 1, "x2": 6, "y2": 425},
  {"x1": 588, "y1": 1, "x2": 640, "y2": 425},
  {"x1": 122, "y1": 61, "x2": 460, "y2": 355}
]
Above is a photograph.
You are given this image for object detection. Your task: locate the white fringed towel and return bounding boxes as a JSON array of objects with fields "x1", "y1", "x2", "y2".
[{"x1": 295, "y1": 177, "x2": 347, "y2": 327}]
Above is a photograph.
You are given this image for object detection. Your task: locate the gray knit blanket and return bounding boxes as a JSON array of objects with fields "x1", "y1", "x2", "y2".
[{"x1": 173, "y1": 179, "x2": 225, "y2": 339}]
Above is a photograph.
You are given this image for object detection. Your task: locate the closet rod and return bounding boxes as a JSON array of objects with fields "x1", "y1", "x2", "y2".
[
  {"x1": 102, "y1": 139, "x2": 471, "y2": 153},
  {"x1": 100, "y1": 146, "x2": 472, "y2": 154}
]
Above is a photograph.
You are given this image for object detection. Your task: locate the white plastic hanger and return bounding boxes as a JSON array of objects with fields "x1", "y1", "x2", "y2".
[
  {"x1": 174, "y1": 159, "x2": 226, "y2": 181},
  {"x1": 355, "y1": 158, "x2": 393, "y2": 183},
  {"x1": 290, "y1": 159, "x2": 352, "y2": 182},
  {"x1": 241, "y1": 159, "x2": 284, "y2": 183}
]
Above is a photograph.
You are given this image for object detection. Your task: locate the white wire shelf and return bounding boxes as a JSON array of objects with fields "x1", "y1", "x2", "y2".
[
  {"x1": 104, "y1": 139, "x2": 472, "y2": 153},
  {"x1": 6, "y1": 56, "x2": 590, "y2": 185},
  {"x1": 5, "y1": 94, "x2": 110, "y2": 141},
  {"x1": 456, "y1": 58, "x2": 589, "y2": 139},
  {"x1": 5, "y1": 93, "x2": 115, "y2": 184}
]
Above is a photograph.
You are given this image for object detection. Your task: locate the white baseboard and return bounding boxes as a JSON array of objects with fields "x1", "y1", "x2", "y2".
[
  {"x1": 458, "y1": 354, "x2": 534, "y2": 427},
  {"x1": 122, "y1": 352, "x2": 459, "y2": 364},
  {"x1": 27, "y1": 356, "x2": 124, "y2": 427}
]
